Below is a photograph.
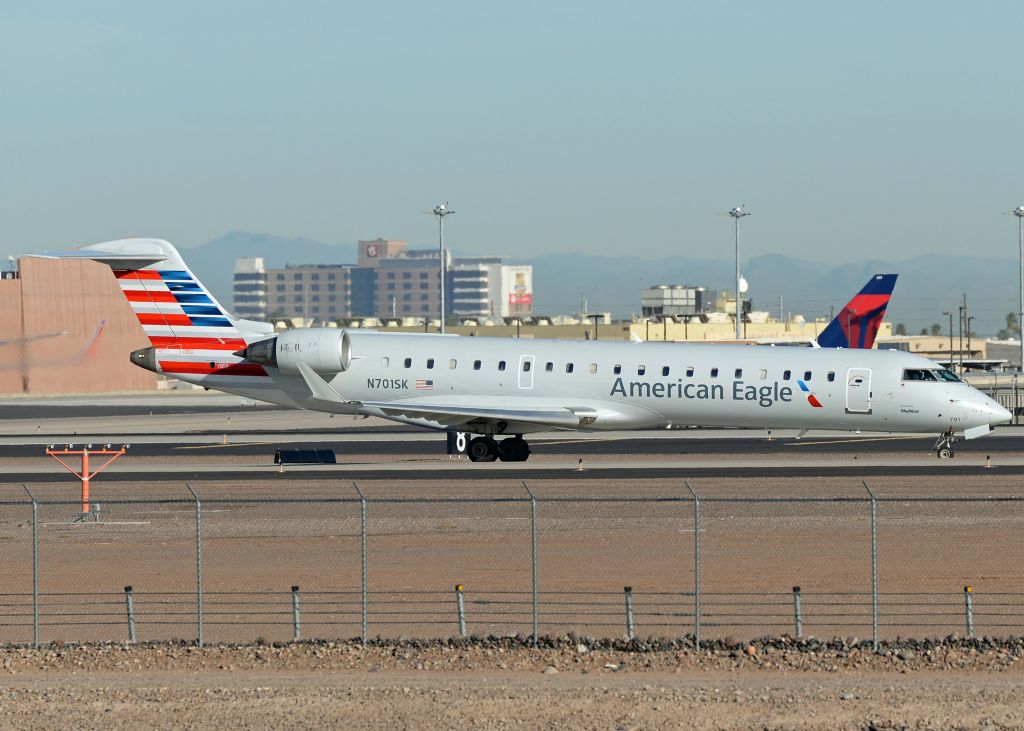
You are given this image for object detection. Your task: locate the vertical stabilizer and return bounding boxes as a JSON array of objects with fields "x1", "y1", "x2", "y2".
[{"x1": 817, "y1": 274, "x2": 898, "y2": 349}]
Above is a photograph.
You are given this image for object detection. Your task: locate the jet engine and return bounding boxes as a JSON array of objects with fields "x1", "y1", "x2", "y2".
[{"x1": 244, "y1": 328, "x2": 352, "y2": 375}]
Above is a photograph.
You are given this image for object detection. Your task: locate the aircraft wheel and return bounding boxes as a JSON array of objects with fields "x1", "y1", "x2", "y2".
[
  {"x1": 468, "y1": 436, "x2": 499, "y2": 463},
  {"x1": 498, "y1": 437, "x2": 531, "y2": 462},
  {"x1": 937, "y1": 447, "x2": 954, "y2": 459}
]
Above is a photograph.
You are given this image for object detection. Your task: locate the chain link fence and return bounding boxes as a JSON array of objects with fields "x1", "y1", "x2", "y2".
[{"x1": 2, "y1": 480, "x2": 1023, "y2": 648}]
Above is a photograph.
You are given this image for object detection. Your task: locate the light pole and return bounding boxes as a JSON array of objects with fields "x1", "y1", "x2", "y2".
[
  {"x1": 942, "y1": 311, "x2": 953, "y2": 370},
  {"x1": 966, "y1": 315, "x2": 975, "y2": 364},
  {"x1": 724, "y1": 206, "x2": 750, "y2": 339},
  {"x1": 958, "y1": 304, "x2": 965, "y2": 373},
  {"x1": 428, "y1": 202, "x2": 455, "y2": 334},
  {"x1": 1006, "y1": 206, "x2": 1024, "y2": 373}
]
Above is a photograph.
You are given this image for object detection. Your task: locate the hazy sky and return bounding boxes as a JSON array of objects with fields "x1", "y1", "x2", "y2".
[{"x1": 2, "y1": 1, "x2": 1022, "y2": 264}]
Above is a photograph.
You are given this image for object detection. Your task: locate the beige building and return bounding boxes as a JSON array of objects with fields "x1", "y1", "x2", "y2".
[{"x1": 0, "y1": 258, "x2": 156, "y2": 395}]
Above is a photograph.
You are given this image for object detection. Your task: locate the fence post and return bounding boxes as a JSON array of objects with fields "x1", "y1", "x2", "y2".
[
  {"x1": 624, "y1": 586, "x2": 635, "y2": 640},
  {"x1": 523, "y1": 481, "x2": 539, "y2": 648},
  {"x1": 353, "y1": 482, "x2": 368, "y2": 643},
  {"x1": 22, "y1": 485, "x2": 39, "y2": 648},
  {"x1": 455, "y1": 584, "x2": 466, "y2": 638},
  {"x1": 964, "y1": 585, "x2": 974, "y2": 638},
  {"x1": 864, "y1": 481, "x2": 878, "y2": 652},
  {"x1": 124, "y1": 586, "x2": 136, "y2": 643},
  {"x1": 685, "y1": 481, "x2": 701, "y2": 650},
  {"x1": 184, "y1": 482, "x2": 203, "y2": 647},
  {"x1": 291, "y1": 585, "x2": 301, "y2": 641},
  {"x1": 792, "y1": 586, "x2": 802, "y2": 639}
]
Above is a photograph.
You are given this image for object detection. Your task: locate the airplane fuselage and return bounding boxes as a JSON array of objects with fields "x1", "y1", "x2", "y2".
[{"x1": 165, "y1": 331, "x2": 1007, "y2": 438}]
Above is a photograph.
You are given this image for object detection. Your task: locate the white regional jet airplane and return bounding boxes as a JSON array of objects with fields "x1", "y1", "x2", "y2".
[{"x1": 39, "y1": 239, "x2": 1011, "y2": 462}]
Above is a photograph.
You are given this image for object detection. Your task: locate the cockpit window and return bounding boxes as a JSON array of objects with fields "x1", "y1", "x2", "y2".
[
  {"x1": 902, "y1": 368, "x2": 937, "y2": 382},
  {"x1": 935, "y1": 369, "x2": 961, "y2": 382}
]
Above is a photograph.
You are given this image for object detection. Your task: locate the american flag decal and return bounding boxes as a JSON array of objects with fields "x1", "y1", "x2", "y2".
[{"x1": 415, "y1": 379, "x2": 434, "y2": 390}]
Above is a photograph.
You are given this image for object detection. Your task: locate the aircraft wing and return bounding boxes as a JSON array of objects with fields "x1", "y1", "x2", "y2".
[
  {"x1": 362, "y1": 401, "x2": 598, "y2": 429},
  {"x1": 294, "y1": 362, "x2": 598, "y2": 429}
]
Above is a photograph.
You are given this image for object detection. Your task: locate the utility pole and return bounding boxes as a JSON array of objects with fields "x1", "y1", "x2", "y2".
[
  {"x1": 943, "y1": 311, "x2": 953, "y2": 370},
  {"x1": 1005, "y1": 206, "x2": 1024, "y2": 373},
  {"x1": 723, "y1": 205, "x2": 750, "y2": 339},
  {"x1": 958, "y1": 299, "x2": 965, "y2": 373}
]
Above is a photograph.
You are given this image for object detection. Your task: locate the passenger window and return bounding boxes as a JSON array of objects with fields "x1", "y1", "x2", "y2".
[
  {"x1": 449, "y1": 359, "x2": 457, "y2": 369},
  {"x1": 803, "y1": 371, "x2": 811, "y2": 381},
  {"x1": 686, "y1": 367, "x2": 694, "y2": 377},
  {"x1": 735, "y1": 368, "x2": 742, "y2": 378},
  {"x1": 758, "y1": 369, "x2": 767, "y2": 380},
  {"x1": 827, "y1": 371, "x2": 836, "y2": 382},
  {"x1": 381, "y1": 357, "x2": 390, "y2": 367},
  {"x1": 566, "y1": 363, "x2": 574, "y2": 374},
  {"x1": 662, "y1": 366, "x2": 670, "y2": 376},
  {"x1": 426, "y1": 358, "x2": 434, "y2": 369},
  {"x1": 783, "y1": 370, "x2": 791, "y2": 380},
  {"x1": 613, "y1": 364, "x2": 622, "y2": 375},
  {"x1": 498, "y1": 360, "x2": 506, "y2": 371},
  {"x1": 545, "y1": 362, "x2": 554, "y2": 372},
  {"x1": 710, "y1": 367, "x2": 719, "y2": 377},
  {"x1": 523, "y1": 360, "x2": 532, "y2": 372},
  {"x1": 638, "y1": 365, "x2": 646, "y2": 376},
  {"x1": 404, "y1": 358, "x2": 412, "y2": 368},
  {"x1": 589, "y1": 363, "x2": 598, "y2": 374},
  {"x1": 473, "y1": 360, "x2": 482, "y2": 371}
]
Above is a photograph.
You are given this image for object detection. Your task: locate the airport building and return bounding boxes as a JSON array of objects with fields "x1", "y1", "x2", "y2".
[
  {"x1": 232, "y1": 257, "x2": 267, "y2": 320},
  {"x1": 640, "y1": 285, "x2": 714, "y2": 318},
  {"x1": 235, "y1": 238, "x2": 532, "y2": 322},
  {"x1": 450, "y1": 258, "x2": 533, "y2": 319},
  {"x1": 0, "y1": 257, "x2": 156, "y2": 394}
]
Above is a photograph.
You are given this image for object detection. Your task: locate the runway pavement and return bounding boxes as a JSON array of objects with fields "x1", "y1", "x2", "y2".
[{"x1": 0, "y1": 392, "x2": 1019, "y2": 482}]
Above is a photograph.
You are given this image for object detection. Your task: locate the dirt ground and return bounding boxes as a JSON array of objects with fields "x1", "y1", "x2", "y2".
[
  {"x1": 4, "y1": 641, "x2": 1024, "y2": 730},
  {"x1": 2, "y1": 474, "x2": 1024, "y2": 644}
]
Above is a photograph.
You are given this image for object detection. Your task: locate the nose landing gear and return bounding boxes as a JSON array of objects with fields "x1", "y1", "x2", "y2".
[
  {"x1": 467, "y1": 435, "x2": 531, "y2": 462},
  {"x1": 933, "y1": 430, "x2": 958, "y2": 459}
]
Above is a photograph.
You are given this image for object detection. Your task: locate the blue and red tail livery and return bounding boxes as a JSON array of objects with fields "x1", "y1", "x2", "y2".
[{"x1": 817, "y1": 274, "x2": 897, "y2": 349}]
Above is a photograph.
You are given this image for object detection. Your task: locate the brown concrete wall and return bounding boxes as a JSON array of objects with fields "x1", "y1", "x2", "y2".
[
  {"x1": 2, "y1": 258, "x2": 157, "y2": 395},
  {"x1": 0, "y1": 277, "x2": 25, "y2": 393}
]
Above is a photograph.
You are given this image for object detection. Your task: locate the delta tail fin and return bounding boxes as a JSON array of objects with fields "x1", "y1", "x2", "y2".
[{"x1": 816, "y1": 274, "x2": 897, "y2": 349}]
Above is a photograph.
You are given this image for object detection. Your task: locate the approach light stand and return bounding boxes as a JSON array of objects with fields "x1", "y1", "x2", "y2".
[
  {"x1": 724, "y1": 206, "x2": 750, "y2": 340},
  {"x1": 1006, "y1": 206, "x2": 1024, "y2": 374},
  {"x1": 427, "y1": 203, "x2": 455, "y2": 334}
]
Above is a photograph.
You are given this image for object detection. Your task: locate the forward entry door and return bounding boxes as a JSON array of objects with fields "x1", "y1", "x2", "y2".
[
  {"x1": 518, "y1": 355, "x2": 536, "y2": 390},
  {"x1": 846, "y1": 368, "x2": 872, "y2": 414}
]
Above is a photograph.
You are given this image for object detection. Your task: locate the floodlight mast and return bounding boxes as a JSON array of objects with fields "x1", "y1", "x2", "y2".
[
  {"x1": 1007, "y1": 206, "x2": 1024, "y2": 374},
  {"x1": 724, "y1": 206, "x2": 750, "y2": 339},
  {"x1": 428, "y1": 203, "x2": 455, "y2": 334}
]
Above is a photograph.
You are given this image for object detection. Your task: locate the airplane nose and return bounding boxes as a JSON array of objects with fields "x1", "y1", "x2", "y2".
[{"x1": 989, "y1": 401, "x2": 1013, "y2": 426}]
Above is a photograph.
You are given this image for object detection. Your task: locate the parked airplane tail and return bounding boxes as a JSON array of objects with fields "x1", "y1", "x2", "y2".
[{"x1": 816, "y1": 274, "x2": 898, "y2": 349}]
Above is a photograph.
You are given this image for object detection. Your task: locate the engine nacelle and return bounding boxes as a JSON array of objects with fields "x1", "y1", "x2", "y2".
[{"x1": 245, "y1": 328, "x2": 352, "y2": 375}]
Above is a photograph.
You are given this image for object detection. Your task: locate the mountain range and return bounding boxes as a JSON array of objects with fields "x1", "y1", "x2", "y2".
[{"x1": 183, "y1": 232, "x2": 1015, "y2": 337}]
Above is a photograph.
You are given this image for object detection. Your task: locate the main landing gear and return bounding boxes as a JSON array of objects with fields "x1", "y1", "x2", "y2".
[
  {"x1": 467, "y1": 435, "x2": 531, "y2": 463},
  {"x1": 933, "y1": 430, "x2": 959, "y2": 459}
]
